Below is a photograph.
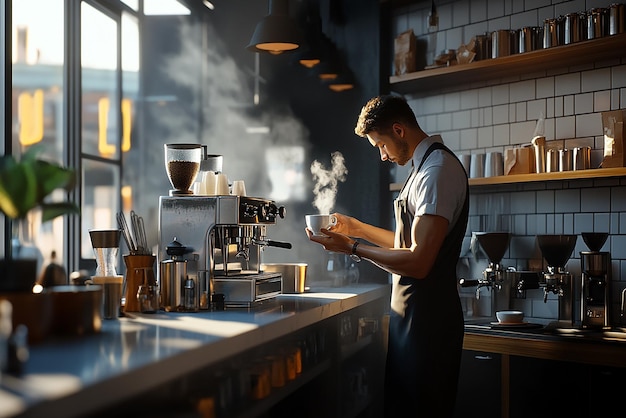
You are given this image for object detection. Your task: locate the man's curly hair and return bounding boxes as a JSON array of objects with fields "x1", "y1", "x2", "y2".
[{"x1": 354, "y1": 95, "x2": 419, "y2": 138}]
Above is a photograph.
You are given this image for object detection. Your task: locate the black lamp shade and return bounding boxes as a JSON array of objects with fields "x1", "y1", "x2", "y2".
[{"x1": 247, "y1": 0, "x2": 303, "y2": 55}]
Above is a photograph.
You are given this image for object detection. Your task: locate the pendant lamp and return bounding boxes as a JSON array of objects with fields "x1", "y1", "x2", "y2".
[
  {"x1": 247, "y1": 0, "x2": 303, "y2": 55},
  {"x1": 291, "y1": 0, "x2": 323, "y2": 68},
  {"x1": 326, "y1": 71, "x2": 355, "y2": 92}
]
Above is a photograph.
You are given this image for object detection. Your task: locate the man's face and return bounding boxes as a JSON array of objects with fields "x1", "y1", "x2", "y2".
[{"x1": 366, "y1": 124, "x2": 411, "y2": 166}]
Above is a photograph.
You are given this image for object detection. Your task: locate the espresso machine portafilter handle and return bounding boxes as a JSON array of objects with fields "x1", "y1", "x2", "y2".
[
  {"x1": 458, "y1": 278, "x2": 479, "y2": 287},
  {"x1": 252, "y1": 239, "x2": 292, "y2": 249}
]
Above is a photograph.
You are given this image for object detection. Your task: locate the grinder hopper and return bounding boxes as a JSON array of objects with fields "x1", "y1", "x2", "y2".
[
  {"x1": 475, "y1": 232, "x2": 511, "y2": 265},
  {"x1": 536, "y1": 234, "x2": 577, "y2": 271}
]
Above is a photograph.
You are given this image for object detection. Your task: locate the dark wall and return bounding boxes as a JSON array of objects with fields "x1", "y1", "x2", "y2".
[{"x1": 142, "y1": 0, "x2": 389, "y2": 283}]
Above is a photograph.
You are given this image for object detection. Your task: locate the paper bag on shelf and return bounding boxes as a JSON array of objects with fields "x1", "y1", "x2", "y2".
[
  {"x1": 394, "y1": 29, "x2": 417, "y2": 76},
  {"x1": 504, "y1": 146, "x2": 535, "y2": 175},
  {"x1": 601, "y1": 110, "x2": 626, "y2": 168}
]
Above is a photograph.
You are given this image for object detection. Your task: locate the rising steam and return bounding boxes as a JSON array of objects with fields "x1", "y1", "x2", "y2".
[{"x1": 310, "y1": 151, "x2": 348, "y2": 214}]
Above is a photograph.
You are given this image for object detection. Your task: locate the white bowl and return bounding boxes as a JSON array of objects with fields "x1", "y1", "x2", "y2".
[{"x1": 496, "y1": 310, "x2": 524, "y2": 324}]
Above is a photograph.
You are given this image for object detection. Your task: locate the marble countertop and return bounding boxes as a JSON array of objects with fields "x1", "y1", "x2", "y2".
[{"x1": 0, "y1": 284, "x2": 390, "y2": 418}]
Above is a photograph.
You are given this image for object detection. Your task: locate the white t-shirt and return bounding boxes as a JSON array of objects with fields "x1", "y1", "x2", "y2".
[{"x1": 399, "y1": 135, "x2": 468, "y2": 233}]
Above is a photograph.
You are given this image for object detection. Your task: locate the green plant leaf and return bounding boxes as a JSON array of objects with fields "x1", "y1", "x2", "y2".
[
  {"x1": 40, "y1": 202, "x2": 80, "y2": 223},
  {"x1": 0, "y1": 155, "x2": 38, "y2": 218},
  {"x1": 33, "y1": 160, "x2": 77, "y2": 199},
  {"x1": 0, "y1": 149, "x2": 78, "y2": 221}
]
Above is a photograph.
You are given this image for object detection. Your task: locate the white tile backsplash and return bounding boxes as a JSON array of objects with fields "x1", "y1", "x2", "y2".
[
  {"x1": 510, "y1": 80, "x2": 536, "y2": 103},
  {"x1": 582, "y1": 68, "x2": 611, "y2": 92},
  {"x1": 461, "y1": 89, "x2": 479, "y2": 109},
  {"x1": 535, "y1": 77, "x2": 554, "y2": 99},
  {"x1": 444, "y1": 92, "x2": 461, "y2": 112},
  {"x1": 453, "y1": 110, "x2": 472, "y2": 130},
  {"x1": 593, "y1": 90, "x2": 611, "y2": 112},
  {"x1": 477, "y1": 126, "x2": 494, "y2": 147},
  {"x1": 594, "y1": 213, "x2": 611, "y2": 232},
  {"x1": 453, "y1": 1, "x2": 471, "y2": 27},
  {"x1": 395, "y1": 0, "x2": 626, "y2": 315},
  {"x1": 525, "y1": 0, "x2": 552, "y2": 11},
  {"x1": 487, "y1": 0, "x2": 505, "y2": 20},
  {"x1": 612, "y1": 65, "x2": 626, "y2": 88},
  {"x1": 563, "y1": 95, "x2": 574, "y2": 116},
  {"x1": 492, "y1": 84, "x2": 510, "y2": 105},
  {"x1": 575, "y1": 93, "x2": 594, "y2": 114},
  {"x1": 555, "y1": 73, "x2": 581, "y2": 96},
  {"x1": 581, "y1": 187, "x2": 611, "y2": 212},
  {"x1": 556, "y1": 115, "x2": 575, "y2": 139},
  {"x1": 574, "y1": 212, "x2": 595, "y2": 232},
  {"x1": 493, "y1": 104, "x2": 509, "y2": 123},
  {"x1": 510, "y1": 120, "x2": 535, "y2": 143},
  {"x1": 575, "y1": 112, "x2": 602, "y2": 137},
  {"x1": 493, "y1": 124, "x2": 509, "y2": 146}
]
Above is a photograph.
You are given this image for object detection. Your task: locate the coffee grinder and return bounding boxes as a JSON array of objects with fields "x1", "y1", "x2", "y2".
[
  {"x1": 537, "y1": 234, "x2": 577, "y2": 325},
  {"x1": 580, "y1": 232, "x2": 611, "y2": 329},
  {"x1": 459, "y1": 232, "x2": 512, "y2": 313}
]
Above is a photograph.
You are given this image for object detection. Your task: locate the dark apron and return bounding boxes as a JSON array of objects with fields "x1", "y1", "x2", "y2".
[{"x1": 384, "y1": 142, "x2": 469, "y2": 418}]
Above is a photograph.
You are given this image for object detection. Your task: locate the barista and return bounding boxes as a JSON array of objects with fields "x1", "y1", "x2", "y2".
[{"x1": 306, "y1": 95, "x2": 469, "y2": 417}]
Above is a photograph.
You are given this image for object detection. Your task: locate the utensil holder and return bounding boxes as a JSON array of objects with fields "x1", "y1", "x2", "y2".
[{"x1": 123, "y1": 254, "x2": 157, "y2": 313}]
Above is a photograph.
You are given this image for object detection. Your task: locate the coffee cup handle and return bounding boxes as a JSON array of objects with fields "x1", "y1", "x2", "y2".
[{"x1": 329, "y1": 215, "x2": 337, "y2": 228}]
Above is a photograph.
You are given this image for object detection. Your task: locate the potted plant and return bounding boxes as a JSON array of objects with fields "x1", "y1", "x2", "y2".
[{"x1": 0, "y1": 146, "x2": 79, "y2": 292}]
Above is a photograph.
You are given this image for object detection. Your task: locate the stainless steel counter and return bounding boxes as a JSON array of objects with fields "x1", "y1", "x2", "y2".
[{"x1": 0, "y1": 284, "x2": 390, "y2": 418}]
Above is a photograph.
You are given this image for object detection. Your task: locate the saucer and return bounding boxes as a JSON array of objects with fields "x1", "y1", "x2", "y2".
[{"x1": 490, "y1": 321, "x2": 543, "y2": 329}]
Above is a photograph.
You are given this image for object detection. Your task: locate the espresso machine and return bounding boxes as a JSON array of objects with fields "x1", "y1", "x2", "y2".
[
  {"x1": 159, "y1": 195, "x2": 290, "y2": 309},
  {"x1": 580, "y1": 232, "x2": 611, "y2": 329},
  {"x1": 158, "y1": 146, "x2": 291, "y2": 309},
  {"x1": 537, "y1": 234, "x2": 577, "y2": 325},
  {"x1": 459, "y1": 232, "x2": 512, "y2": 313}
]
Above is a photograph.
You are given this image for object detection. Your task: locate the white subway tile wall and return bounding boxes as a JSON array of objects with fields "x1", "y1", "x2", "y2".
[{"x1": 393, "y1": 0, "x2": 626, "y2": 320}]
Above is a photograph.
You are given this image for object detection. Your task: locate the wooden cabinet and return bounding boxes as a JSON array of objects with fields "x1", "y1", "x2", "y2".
[
  {"x1": 455, "y1": 350, "x2": 502, "y2": 418},
  {"x1": 456, "y1": 344, "x2": 626, "y2": 418}
]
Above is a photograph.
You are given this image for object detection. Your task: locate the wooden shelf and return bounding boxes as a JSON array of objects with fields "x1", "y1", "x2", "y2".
[
  {"x1": 389, "y1": 167, "x2": 626, "y2": 191},
  {"x1": 389, "y1": 33, "x2": 626, "y2": 94}
]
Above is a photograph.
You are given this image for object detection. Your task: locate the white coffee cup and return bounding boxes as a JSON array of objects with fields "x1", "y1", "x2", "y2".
[
  {"x1": 203, "y1": 171, "x2": 217, "y2": 195},
  {"x1": 216, "y1": 173, "x2": 229, "y2": 195},
  {"x1": 305, "y1": 214, "x2": 337, "y2": 236},
  {"x1": 231, "y1": 180, "x2": 246, "y2": 196}
]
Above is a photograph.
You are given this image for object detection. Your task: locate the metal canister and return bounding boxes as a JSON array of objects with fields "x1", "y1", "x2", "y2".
[
  {"x1": 543, "y1": 18, "x2": 559, "y2": 48},
  {"x1": 587, "y1": 8, "x2": 607, "y2": 39},
  {"x1": 474, "y1": 33, "x2": 490, "y2": 61},
  {"x1": 492, "y1": 30, "x2": 511, "y2": 58},
  {"x1": 546, "y1": 149, "x2": 559, "y2": 172},
  {"x1": 559, "y1": 149, "x2": 572, "y2": 171},
  {"x1": 609, "y1": 3, "x2": 625, "y2": 35},
  {"x1": 518, "y1": 27, "x2": 534, "y2": 53},
  {"x1": 564, "y1": 12, "x2": 582, "y2": 44},
  {"x1": 573, "y1": 146, "x2": 591, "y2": 170}
]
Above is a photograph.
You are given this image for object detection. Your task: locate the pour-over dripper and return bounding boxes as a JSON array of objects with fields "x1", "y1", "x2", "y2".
[
  {"x1": 581, "y1": 232, "x2": 608, "y2": 252},
  {"x1": 164, "y1": 143, "x2": 202, "y2": 195},
  {"x1": 89, "y1": 229, "x2": 121, "y2": 277},
  {"x1": 536, "y1": 234, "x2": 577, "y2": 270},
  {"x1": 475, "y1": 232, "x2": 511, "y2": 265}
]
